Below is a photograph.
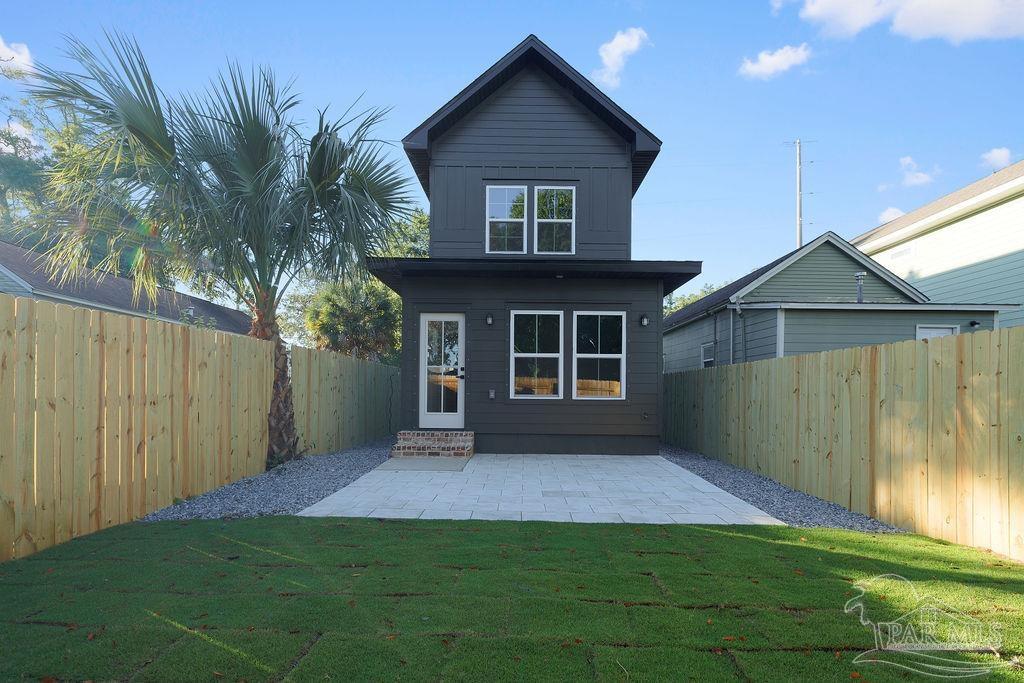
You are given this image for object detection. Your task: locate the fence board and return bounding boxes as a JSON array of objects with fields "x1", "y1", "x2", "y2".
[
  {"x1": 0, "y1": 295, "x2": 274, "y2": 561},
  {"x1": 664, "y1": 327, "x2": 1024, "y2": 562},
  {"x1": 292, "y1": 346, "x2": 400, "y2": 456}
]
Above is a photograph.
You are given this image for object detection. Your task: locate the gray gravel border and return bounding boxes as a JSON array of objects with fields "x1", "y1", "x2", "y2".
[
  {"x1": 660, "y1": 445, "x2": 903, "y2": 532},
  {"x1": 142, "y1": 439, "x2": 392, "y2": 521}
]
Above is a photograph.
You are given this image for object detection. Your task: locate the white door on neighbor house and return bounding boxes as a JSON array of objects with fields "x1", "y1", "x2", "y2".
[{"x1": 419, "y1": 313, "x2": 465, "y2": 429}]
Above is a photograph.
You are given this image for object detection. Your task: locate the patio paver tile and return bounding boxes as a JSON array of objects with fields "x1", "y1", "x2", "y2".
[{"x1": 300, "y1": 454, "x2": 781, "y2": 526}]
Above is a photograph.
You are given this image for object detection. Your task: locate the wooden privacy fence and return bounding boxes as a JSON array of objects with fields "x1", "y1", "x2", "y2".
[
  {"x1": 291, "y1": 346, "x2": 400, "y2": 456},
  {"x1": 0, "y1": 294, "x2": 274, "y2": 561},
  {"x1": 664, "y1": 327, "x2": 1024, "y2": 562}
]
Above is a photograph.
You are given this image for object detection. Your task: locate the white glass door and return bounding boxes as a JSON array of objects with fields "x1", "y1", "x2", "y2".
[{"x1": 419, "y1": 313, "x2": 465, "y2": 428}]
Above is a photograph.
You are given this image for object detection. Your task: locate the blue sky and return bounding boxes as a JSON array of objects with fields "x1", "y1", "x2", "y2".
[{"x1": 3, "y1": 0, "x2": 1023, "y2": 297}]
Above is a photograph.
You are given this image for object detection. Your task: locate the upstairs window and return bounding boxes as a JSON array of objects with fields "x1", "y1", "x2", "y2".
[
  {"x1": 535, "y1": 187, "x2": 575, "y2": 254},
  {"x1": 510, "y1": 311, "x2": 562, "y2": 398},
  {"x1": 486, "y1": 186, "x2": 527, "y2": 254},
  {"x1": 573, "y1": 312, "x2": 625, "y2": 399},
  {"x1": 700, "y1": 342, "x2": 715, "y2": 368}
]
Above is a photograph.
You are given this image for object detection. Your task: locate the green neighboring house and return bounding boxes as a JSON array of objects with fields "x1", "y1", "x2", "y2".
[
  {"x1": 663, "y1": 232, "x2": 1016, "y2": 373},
  {"x1": 853, "y1": 159, "x2": 1024, "y2": 329}
]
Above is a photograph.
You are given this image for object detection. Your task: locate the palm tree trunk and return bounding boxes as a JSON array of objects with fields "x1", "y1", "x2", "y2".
[{"x1": 251, "y1": 298, "x2": 299, "y2": 468}]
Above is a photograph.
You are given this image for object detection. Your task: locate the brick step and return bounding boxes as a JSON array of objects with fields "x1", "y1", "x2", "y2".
[{"x1": 391, "y1": 430, "x2": 475, "y2": 458}]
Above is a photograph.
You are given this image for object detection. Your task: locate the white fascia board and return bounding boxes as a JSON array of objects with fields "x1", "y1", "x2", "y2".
[{"x1": 857, "y1": 175, "x2": 1024, "y2": 254}]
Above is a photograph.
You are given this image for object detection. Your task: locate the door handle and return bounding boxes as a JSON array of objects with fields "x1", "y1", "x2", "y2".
[{"x1": 457, "y1": 366, "x2": 465, "y2": 380}]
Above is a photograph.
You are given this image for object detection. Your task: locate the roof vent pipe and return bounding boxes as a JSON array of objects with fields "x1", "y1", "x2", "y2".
[{"x1": 854, "y1": 271, "x2": 867, "y2": 303}]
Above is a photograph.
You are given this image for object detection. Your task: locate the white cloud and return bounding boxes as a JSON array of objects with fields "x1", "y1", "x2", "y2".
[
  {"x1": 981, "y1": 147, "x2": 1012, "y2": 170},
  {"x1": 799, "y1": 0, "x2": 893, "y2": 37},
  {"x1": 591, "y1": 28, "x2": 650, "y2": 89},
  {"x1": 0, "y1": 35, "x2": 32, "y2": 72},
  {"x1": 899, "y1": 156, "x2": 934, "y2": 186},
  {"x1": 738, "y1": 43, "x2": 812, "y2": 79},
  {"x1": 878, "y1": 206, "x2": 906, "y2": 223},
  {"x1": 795, "y1": 0, "x2": 1024, "y2": 43}
]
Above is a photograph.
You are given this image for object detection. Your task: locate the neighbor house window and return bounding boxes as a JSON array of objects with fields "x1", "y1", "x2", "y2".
[
  {"x1": 573, "y1": 312, "x2": 625, "y2": 399},
  {"x1": 510, "y1": 311, "x2": 562, "y2": 398},
  {"x1": 700, "y1": 342, "x2": 715, "y2": 368},
  {"x1": 486, "y1": 186, "x2": 527, "y2": 254},
  {"x1": 916, "y1": 324, "x2": 959, "y2": 341},
  {"x1": 534, "y1": 186, "x2": 575, "y2": 254}
]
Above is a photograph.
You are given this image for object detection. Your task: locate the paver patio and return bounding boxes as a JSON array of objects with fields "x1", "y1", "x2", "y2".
[{"x1": 299, "y1": 454, "x2": 783, "y2": 524}]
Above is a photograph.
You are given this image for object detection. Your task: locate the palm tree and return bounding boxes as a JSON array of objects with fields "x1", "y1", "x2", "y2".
[{"x1": 29, "y1": 34, "x2": 412, "y2": 466}]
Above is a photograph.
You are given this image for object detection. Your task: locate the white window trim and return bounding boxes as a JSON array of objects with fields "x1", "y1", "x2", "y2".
[
  {"x1": 915, "y1": 324, "x2": 960, "y2": 341},
  {"x1": 509, "y1": 310, "x2": 563, "y2": 399},
  {"x1": 533, "y1": 186, "x2": 576, "y2": 255},
  {"x1": 572, "y1": 311, "x2": 626, "y2": 400},
  {"x1": 700, "y1": 342, "x2": 715, "y2": 368},
  {"x1": 485, "y1": 185, "x2": 528, "y2": 255}
]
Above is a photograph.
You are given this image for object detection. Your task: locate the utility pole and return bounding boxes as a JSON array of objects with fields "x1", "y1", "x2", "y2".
[{"x1": 795, "y1": 138, "x2": 803, "y2": 248}]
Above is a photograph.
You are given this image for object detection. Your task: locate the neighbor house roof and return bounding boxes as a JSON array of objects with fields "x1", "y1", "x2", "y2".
[
  {"x1": 0, "y1": 241, "x2": 251, "y2": 334},
  {"x1": 368, "y1": 257, "x2": 701, "y2": 294},
  {"x1": 663, "y1": 232, "x2": 931, "y2": 331},
  {"x1": 852, "y1": 159, "x2": 1024, "y2": 250},
  {"x1": 403, "y1": 34, "x2": 661, "y2": 198}
]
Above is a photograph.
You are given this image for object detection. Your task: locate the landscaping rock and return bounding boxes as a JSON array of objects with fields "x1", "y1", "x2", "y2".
[
  {"x1": 142, "y1": 439, "x2": 392, "y2": 521},
  {"x1": 660, "y1": 445, "x2": 903, "y2": 532}
]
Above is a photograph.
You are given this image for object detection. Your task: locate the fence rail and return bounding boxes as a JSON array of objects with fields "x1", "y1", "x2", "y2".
[
  {"x1": 291, "y1": 346, "x2": 400, "y2": 456},
  {"x1": 664, "y1": 327, "x2": 1024, "y2": 562},
  {"x1": 0, "y1": 295, "x2": 274, "y2": 561}
]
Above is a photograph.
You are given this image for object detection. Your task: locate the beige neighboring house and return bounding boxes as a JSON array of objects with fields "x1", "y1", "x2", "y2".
[
  {"x1": 853, "y1": 160, "x2": 1024, "y2": 328},
  {"x1": 0, "y1": 240, "x2": 251, "y2": 334}
]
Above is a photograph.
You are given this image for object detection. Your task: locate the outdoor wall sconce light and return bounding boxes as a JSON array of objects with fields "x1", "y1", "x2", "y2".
[
  {"x1": 640, "y1": 314, "x2": 650, "y2": 327},
  {"x1": 969, "y1": 320, "x2": 981, "y2": 328},
  {"x1": 486, "y1": 313, "x2": 494, "y2": 326}
]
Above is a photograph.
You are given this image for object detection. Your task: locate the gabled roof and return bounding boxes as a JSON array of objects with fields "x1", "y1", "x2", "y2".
[
  {"x1": 0, "y1": 241, "x2": 251, "y2": 334},
  {"x1": 403, "y1": 34, "x2": 661, "y2": 197},
  {"x1": 853, "y1": 159, "x2": 1024, "y2": 249},
  {"x1": 663, "y1": 232, "x2": 929, "y2": 331}
]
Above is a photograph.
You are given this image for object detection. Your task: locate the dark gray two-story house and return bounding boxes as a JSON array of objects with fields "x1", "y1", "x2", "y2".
[{"x1": 370, "y1": 35, "x2": 700, "y2": 455}]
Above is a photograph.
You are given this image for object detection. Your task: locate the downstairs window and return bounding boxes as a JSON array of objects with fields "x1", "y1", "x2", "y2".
[
  {"x1": 510, "y1": 311, "x2": 562, "y2": 398},
  {"x1": 573, "y1": 312, "x2": 625, "y2": 399}
]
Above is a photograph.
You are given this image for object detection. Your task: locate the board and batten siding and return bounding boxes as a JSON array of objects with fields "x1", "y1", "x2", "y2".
[
  {"x1": 663, "y1": 308, "x2": 777, "y2": 372},
  {"x1": 428, "y1": 65, "x2": 633, "y2": 260},
  {"x1": 782, "y1": 309, "x2": 997, "y2": 356},
  {"x1": 745, "y1": 241, "x2": 912, "y2": 303},
  {"x1": 399, "y1": 276, "x2": 663, "y2": 454},
  {"x1": 868, "y1": 194, "x2": 1024, "y2": 328}
]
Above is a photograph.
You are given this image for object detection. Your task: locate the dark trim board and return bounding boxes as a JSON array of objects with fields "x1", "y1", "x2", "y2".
[
  {"x1": 370, "y1": 257, "x2": 700, "y2": 294},
  {"x1": 475, "y1": 434, "x2": 661, "y2": 456}
]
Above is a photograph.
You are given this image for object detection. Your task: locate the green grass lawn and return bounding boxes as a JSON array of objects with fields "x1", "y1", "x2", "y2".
[{"x1": 1, "y1": 518, "x2": 1021, "y2": 681}]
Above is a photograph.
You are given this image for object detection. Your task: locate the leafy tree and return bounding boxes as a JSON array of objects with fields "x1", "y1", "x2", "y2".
[
  {"x1": 278, "y1": 208, "x2": 428, "y2": 354},
  {"x1": 29, "y1": 35, "x2": 412, "y2": 466},
  {"x1": 0, "y1": 98, "x2": 47, "y2": 229},
  {"x1": 664, "y1": 281, "x2": 725, "y2": 316},
  {"x1": 384, "y1": 207, "x2": 429, "y2": 258},
  {"x1": 305, "y1": 278, "x2": 401, "y2": 364}
]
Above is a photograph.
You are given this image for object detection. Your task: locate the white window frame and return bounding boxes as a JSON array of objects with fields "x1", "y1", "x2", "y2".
[
  {"x1": 509, "y1": 310, "x2": 563, "y2": 399},
  {"x1": 572, "y1": 311, "x2": 626, "y2": 400},
  {"x1": 485, "y1": 185, "x2": 528, "y2": 255},
  {"x1": 533, "y1": 186, "x2": 576, "y2": 255},
  {"x1": 916, "y1": 324, "x2": 960, "y2": 341},
  {"x1": 700, "y1": 342, "x2": 715, "y2": 368}
]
